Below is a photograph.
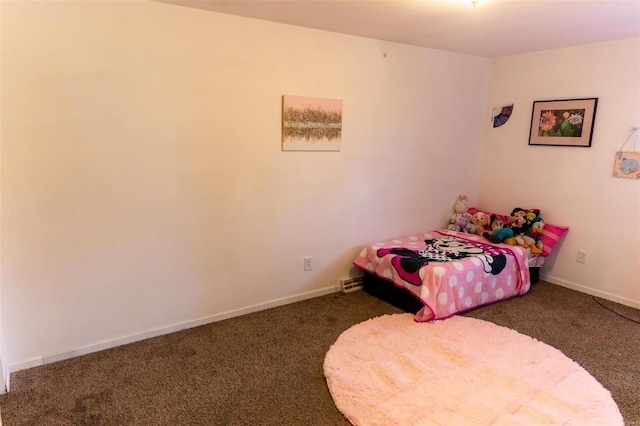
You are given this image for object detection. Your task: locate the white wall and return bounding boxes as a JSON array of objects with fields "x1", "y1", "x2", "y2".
[
  {"x1": 0, "y1": 0, "x2": 7, "y2": 393},
  {"x1": 1, "y1": 1, "x2": 489, "y2": 370},
  {"x1": 479, "y1": 38, "x2": 640, "y2": 308}
]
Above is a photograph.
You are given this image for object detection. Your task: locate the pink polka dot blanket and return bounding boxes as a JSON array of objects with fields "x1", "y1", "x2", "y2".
[{"x1": 353, "y1": 229, "x2": 531, "y2": 321}]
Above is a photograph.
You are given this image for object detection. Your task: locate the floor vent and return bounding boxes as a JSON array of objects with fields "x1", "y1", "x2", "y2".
[{"x1": 340, "y1": 276, "x2": 365, "y2": 294}]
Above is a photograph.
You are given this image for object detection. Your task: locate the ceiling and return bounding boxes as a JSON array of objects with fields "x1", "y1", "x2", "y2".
[{"x1": 159, "y1": 0, "x2": 640, "y2": 57}]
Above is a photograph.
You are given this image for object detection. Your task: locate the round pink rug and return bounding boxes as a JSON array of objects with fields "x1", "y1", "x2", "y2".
[{"x1": 324, "y1": 313, "x2": 622, "y2": 425}]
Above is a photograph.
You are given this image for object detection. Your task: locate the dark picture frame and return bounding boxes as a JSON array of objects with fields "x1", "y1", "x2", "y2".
[{"x1": 528, "y1": 98, "x2": 598, "y2": 147}]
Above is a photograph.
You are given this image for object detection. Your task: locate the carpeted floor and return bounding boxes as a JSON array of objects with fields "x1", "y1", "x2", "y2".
[{"x1": 1, "y1": 280, "x2": 639, "y2": 425}]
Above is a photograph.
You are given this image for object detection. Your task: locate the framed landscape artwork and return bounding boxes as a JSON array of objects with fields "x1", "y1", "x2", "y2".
[
  {"x1": 282, "y1": 95, "x2": 343, "y2": 151},
  {"x1": 528, "y1": 98, "x2": 598, "y2": 147}
]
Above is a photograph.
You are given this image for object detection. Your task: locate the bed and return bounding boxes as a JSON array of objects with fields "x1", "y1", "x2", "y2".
[{"x1": 353, "y1": 229, "x2": 532, "y2": 322}]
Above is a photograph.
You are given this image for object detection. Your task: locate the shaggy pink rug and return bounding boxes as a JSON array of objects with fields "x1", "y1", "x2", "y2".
[{"x1": 324, "y1": 314, "x2": 622, "y2": 425}]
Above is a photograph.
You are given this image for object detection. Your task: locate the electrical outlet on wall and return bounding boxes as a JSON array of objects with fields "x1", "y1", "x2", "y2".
[
  {"x1": 303, "y1": 256, "x2": 312, "y2": 271},
  {"x1": 576, "y1": 250, "x2": 587, "y2": 264}
]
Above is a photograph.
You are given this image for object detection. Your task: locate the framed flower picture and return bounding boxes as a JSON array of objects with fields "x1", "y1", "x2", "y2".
[{"x1": 528, "y1": 98, "x2": 598, "y2": 147}]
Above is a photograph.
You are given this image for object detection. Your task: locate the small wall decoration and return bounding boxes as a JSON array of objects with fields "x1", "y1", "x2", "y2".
[
  {"x1": 491, "y1": 104, "x2": 513, "y2": 128},
  {"x1": 612, "y1": 127, "x2": 640, "y2": 180},
  {"x1": 282, "y1": 95, "x2": 343, "y2": 151},
  {"x1": 528, "y1": 98, "x2": 598, "y2": 147}
]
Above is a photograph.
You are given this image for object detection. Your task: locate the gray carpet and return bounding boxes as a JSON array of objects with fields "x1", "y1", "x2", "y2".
[{"x1": 1, "y1": 280, "x2": 638, "y2": 425}]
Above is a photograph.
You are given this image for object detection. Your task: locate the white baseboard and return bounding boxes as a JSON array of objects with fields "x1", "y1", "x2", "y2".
[
  {"x1": 541, "y1": 273, "x2": 640, "y2": 310},
  {"x1": 8, "y1": 285, "x2": 338, "y2": 376}
]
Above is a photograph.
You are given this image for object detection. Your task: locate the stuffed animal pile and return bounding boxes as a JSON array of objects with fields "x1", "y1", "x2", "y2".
[
  {"x1": 446, "y1": 195, "x2": 500, "y2": 235},
  {"x1": 445, "y1": 196, "x2": 546, "y2": 254},
  {"x1": 483, "y1": 207, "x2": 545, "y2": 254}
]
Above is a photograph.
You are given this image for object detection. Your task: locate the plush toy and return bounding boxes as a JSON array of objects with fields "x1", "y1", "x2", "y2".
[
  {"x1": 489, "y1": 216, "x2": 505, "y2": 232},
  {"x1": 448, "y1": 212, "x2": 472, "y2": 233},
  {"x1": 455, "y1": 213, "x2": 472, "y2": 233},
  {"x1": 483, "y1": 208, "x2": 527, "y2": 244},
  {"x1": 470, "y1": 211, "x2": 492, "y2": 235},
  {"x1": 447, "y1": 195, "x2": 469, "y2": 231},
  {"x1": 523, "y1": 216, "x2": 545, "y2": 254},
  {"x1": 465, "y1": 221, "x2": 477, "y2": 234},
  {"x1": 483, "y1": 226, "x2": 512, "y2": 244},
  {"x1": 482, "y1": 217, "x2": 509, "y2": 243},
  {"x1": 503, "y1": 208, "x2": 536, "y2": 248}
]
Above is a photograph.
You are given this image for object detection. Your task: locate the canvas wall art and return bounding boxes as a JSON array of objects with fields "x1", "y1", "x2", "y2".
[{"x1": 282, "y1": 95, "x2": 343, "y2": 151}]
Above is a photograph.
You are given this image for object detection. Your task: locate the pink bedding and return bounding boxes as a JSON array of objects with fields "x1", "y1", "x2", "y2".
[{"x1": 353, "y1": 229, "x2": 531, "y2": 321}]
